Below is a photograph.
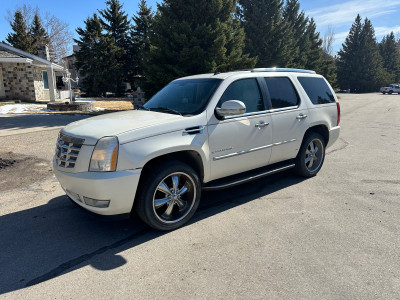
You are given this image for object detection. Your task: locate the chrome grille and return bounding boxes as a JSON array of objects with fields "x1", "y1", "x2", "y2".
[{"x1": 55, "y1": 133, "x2": 84, "y2": 169}]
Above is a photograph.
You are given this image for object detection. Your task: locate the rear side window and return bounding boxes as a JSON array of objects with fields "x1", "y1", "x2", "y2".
[
  {"x1": 298, "y1": 77, "x2": 335, "y2": 104},
  {"x1": 264, "y1": 77, "x2": 299, "y2": 109},
  {"x1": 218, "y1": 78, "x2": 264, "y2": 113}
]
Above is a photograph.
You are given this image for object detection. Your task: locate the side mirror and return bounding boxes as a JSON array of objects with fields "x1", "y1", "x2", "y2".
[{"x1": 215, "y1": 100, "x2": 246, "y2": 118}]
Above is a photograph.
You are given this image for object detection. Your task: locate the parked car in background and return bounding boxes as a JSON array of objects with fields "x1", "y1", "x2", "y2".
[
  {"x1": 380, "y1": 83, "x2": 400, "y2": 94},
  {"x1": 53, "y1": 68, "x2": 340, "y2": 231}
]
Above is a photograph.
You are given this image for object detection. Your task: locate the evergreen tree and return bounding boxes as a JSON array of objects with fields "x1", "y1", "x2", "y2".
[
  {"x1": 238, "y1": 0, "x2": 294, "y2": 67},
  {"x1": 74, "y1": 14, "x2": 124, "y2": 96},
  {"x1": 282, "y1": 0, "x2": 308, "y2": 68},
  {"x1": 6, "y1": 10, "x2": 33, "y2": 53},
  {"x1": 379, "y1": 32, "x2": 400, "y2": 82},
  {"x1": 337, "y1": 15, "x2": 386, "y2": 92},
  {"x1": 99, "y1": 0, "x2": 130, "y2": 47},
  {"x1": 143, "y1": 0, "x2": 256, "y2": 97},
  {"x1": 129, "y1": 0, "x2": 154, "y2": 87},
  {"x1": 98, "y1": 0, "x2": 131, "y2": 95},
  {"x1": 31, "y1": 13, "x2": 49, "y2": 55}
]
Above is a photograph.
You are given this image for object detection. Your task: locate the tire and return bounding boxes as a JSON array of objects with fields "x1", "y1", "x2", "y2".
[
  {"x1": 135, "y1": 162, "x2": 201, "y2": 231},
  {"x1": 295, "y1": 132, "x2": 326, "y2": 177},
  {"x1": 382, "y1": 92, "x2": 386, "y2": 94},
  {"x1": 389, "y1": 90, "x2": 393, "y2": 94}
]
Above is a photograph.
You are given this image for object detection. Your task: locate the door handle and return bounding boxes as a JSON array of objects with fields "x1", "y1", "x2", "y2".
[
  {"x1": 296, "y1": 114, "x2": 308, "y2": 120},
  {"x1": 255, "y1": 122, "x2": 269, "y2": 129}
]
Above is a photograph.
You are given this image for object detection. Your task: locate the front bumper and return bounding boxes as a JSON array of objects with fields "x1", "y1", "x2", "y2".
[{"x1": 53, "y1": 159, "x2": 141, "y2": 215}]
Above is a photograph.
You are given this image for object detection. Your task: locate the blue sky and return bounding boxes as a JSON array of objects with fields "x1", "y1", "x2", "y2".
[{"x1": 1, "y1": 0, "x2": 399, "y2": 55}]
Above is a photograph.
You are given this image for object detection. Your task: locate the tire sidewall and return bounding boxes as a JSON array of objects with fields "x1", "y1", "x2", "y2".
[
  {"x1": 136, "y1": 162, "x2": 201, "y2": 231},
  {"x1": 295, "y1": 133, "x2": 326, "y2": 177}
]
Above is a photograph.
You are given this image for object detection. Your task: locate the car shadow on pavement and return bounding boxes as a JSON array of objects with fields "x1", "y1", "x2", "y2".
[{"x1": 0, "y1": 171, "x2": 304, "y2": 295}]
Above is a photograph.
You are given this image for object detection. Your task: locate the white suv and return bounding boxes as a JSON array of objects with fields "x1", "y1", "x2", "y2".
[{"x1": 53, "y1": 68, "x2": 341, "y2": 230}]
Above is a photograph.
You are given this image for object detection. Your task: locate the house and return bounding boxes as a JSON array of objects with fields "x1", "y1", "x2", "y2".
[
  {"x1": 62, "y1": 45, "x2": 81, "y2": 89},
  {"x1": 0, "y1": 42, "x2": 70, "y2": 102}
]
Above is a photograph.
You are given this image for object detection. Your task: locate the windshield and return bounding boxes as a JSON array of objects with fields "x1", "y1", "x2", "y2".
[{"x1": 143, "y1": 78, "x2": 222, "y2": 116}]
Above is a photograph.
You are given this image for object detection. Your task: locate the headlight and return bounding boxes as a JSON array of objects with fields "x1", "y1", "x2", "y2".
[{"x1": 89, "y1": 136, "x2": 119, "y2": 172}]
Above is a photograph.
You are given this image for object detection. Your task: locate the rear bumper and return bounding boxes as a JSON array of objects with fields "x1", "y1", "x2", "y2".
[
  {"x1": 53, "y1": 158, "x2": 141, "y2": 215},
  {"x1": 327, "y1": 126, "x2": 340, "y2": 148}
]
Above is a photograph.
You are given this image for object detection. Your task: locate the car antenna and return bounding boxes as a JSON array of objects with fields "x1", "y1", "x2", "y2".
[{"x1": 213, "y1": 69, "x2": 220, "y2": 75}]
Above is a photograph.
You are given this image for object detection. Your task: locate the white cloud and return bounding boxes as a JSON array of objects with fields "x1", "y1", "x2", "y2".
[
  {"x1": 308, "y1": 0, "x2": 400, "y2": 26},
  {"x1": 331, "y1": 26, "x2": 400, "y2": 49}
]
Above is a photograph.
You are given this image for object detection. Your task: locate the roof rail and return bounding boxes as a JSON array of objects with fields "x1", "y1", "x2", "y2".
[{"x1": 251, "y1": 68, "x2": 316, "y2": 74}]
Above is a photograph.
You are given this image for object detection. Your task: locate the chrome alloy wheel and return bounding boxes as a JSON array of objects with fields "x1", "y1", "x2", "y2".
[
  {"x1": 304, "y1": 138, "x2": 324, "y2": 172},
  {"x1": 152, "y1": 172, "x2": 196, "y2": 224}
]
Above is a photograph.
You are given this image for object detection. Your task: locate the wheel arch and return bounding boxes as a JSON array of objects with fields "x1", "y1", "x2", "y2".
[
  {"x1": 303, "y1": 124, "x2": 329, "y2": 146},
  {"x1": 139, "y1": 150, "x2": 205, "y2": 185}
]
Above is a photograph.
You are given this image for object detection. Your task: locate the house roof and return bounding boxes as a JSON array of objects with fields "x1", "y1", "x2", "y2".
[
  {"x1": 0, "y1": 42, "x2": 65, "y2": 71},
  {"x1": 0, "y1": 50, "x2": 22, "y2": 58}
]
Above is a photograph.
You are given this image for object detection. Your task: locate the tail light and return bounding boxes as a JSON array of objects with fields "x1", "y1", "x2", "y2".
[{"x1": 336, "y1": 102, "x2": 341, "y2": 126}]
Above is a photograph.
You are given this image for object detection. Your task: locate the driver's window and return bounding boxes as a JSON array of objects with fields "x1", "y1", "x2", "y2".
[{"x1": 217, "y1": 78, "x2": 264, "y2": 113}]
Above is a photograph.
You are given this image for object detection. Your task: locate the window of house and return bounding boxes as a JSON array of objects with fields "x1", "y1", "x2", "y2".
[
  {"x1": 297, "y1": 77, "x2": 335, "y2": 104},
  {"x1": 264, "y1": 77, "x2": 300, "y2": 109},
  {"x1": 42, "y1": 71, "x2": 49, "y2": 89},
  {"x1": 218, "y1": 78, "x2": 264, "y2": 113}
]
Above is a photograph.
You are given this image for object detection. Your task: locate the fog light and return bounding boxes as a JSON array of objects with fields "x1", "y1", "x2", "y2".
[
  {"x1": 65, "y1": 189, "x2": 82, "y2": 203},
  {"x1": 83, "y1": 197, "x2": 110, "y2": 208}
]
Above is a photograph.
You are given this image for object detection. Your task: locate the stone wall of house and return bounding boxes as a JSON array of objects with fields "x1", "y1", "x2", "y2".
[
  {"x1": 33, "y1": 66, "x2": 50, "y2": 100},
  {"x1": 0, "y1": 62, "x2": 36, "y2": 101}
]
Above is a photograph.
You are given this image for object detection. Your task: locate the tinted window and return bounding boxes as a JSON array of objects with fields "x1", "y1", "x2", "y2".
[
  {"x1": 264, "y1": 77, "x2": 299, "y2": 109},
  {"x1": 218, "y1": 78, "x2": 264, "y2": 113},
  {"x1": 298, "y1": 77, "x2": 335, "y2": 104},
  {"x1": 144, "y1": 78, "x2": 222, "y2": 115}
]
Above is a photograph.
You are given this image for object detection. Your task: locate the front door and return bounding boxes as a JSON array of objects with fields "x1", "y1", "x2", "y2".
[{"x1": 207, "y1": 78, "x2": 273, "y2": 180}]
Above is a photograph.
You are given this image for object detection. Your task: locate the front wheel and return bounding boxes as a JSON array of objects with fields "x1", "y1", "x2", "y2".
[
  {"x1": 135, "y1": 162, "x2": 201, "y2": 231},
  {"x1": 295, "y1": 133, "x2": 326, "y2": 177}
]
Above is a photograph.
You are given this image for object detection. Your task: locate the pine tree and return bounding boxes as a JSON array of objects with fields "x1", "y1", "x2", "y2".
[
  {"x1": 31, "y1": 13, "x2": 49, "y2": 55},
  {"x1": 379, "y1": 32, "x2": 400, "y2": 82},
  {"x1": 337, "y1": 15, "x2": 363, "y2": 92},
  {"x1": 143, "y1": 0, "x2": 256, "y2": 97},
  {"x1": 337, "y1": 15, "x2": 387, "y2": 92},
  {"x1": 74, "y1": 14, "x2": 124, "y2": 96},
  {"x1": 6, "y1": 10, "x2": 33, "y2": 53},
  {"x1": 98, "y1": 0, "x2": 131, "y2": 95},
  {"x1": 129, "y1": 0, "x2": 154, "y2": 87},
  {"x1": 238, "y1": 0, "x2": 294, "y2": 67},
  {"x1": 282, "y1": 0, "x2": 308, "y2": 68}
]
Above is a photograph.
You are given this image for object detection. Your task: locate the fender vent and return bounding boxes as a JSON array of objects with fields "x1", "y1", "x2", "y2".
[{"x1": 184, "y1": 126, "x2": 204, "y2": 135}]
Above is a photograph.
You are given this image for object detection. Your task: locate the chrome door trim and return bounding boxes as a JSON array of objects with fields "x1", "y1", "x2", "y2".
[{"x1": 213, "y1": 138, "x2": 297, "y2": 161}]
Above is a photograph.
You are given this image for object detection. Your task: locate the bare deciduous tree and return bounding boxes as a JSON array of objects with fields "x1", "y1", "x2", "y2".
[
  {"x1": 323, "y1": 25, "x2": 335, "y2": 58},
  {"x1": 6, "y1": 4, "x2": 73, "y2": 63}
]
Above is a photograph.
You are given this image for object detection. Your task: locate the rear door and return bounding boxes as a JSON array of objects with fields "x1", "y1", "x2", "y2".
[{"x1": 263, "y1": 76, "x2": 310, "y2": 164}]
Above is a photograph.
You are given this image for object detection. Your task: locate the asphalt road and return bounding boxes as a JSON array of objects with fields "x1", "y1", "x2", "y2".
[{"x1": 0, "y1": 93, "x2": 399, "y2": 299}]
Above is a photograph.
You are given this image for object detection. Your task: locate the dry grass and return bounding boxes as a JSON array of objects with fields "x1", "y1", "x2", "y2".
[
  {"x1": 95, "y1": 101, "x2": 133, "y2": 110},
  {"x1": 1, "y1": 100, "x2": 134, "y2": 115}
]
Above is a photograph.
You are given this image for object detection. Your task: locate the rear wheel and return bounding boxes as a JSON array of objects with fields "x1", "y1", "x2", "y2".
[
  {"x1": 135, "y1": 162, "x2": 201, "y2": 231},
  {"x1": 295, "y1": 132, "x2": 326, "y2": 177}
]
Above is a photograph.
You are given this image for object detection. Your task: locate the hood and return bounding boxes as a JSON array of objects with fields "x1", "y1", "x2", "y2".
[{"x1": 61, "y1": 110, "x2": 184, "y2": 145}]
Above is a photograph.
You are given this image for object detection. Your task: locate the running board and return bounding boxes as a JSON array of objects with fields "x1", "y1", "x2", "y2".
[{"x1": 202, "y1": 163, "x2": 295, "y2": 191}]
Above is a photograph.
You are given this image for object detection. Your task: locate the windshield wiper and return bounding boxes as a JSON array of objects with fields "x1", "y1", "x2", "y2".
[
  {"x1": 136, "y1": 105, "x2": 150, "y2": 111},
  {"x1": 149, "y1": 107, "x2": 182, "y2": 116}
]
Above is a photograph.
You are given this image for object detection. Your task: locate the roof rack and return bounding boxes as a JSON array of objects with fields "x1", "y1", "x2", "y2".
[{"x1": 251, "y1": 68, "x2": 316, "y2": 74}]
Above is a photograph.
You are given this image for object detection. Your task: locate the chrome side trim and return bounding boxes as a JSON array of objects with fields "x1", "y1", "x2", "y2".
[
  {"x1": 202, "y1": 164, "x2": 296, "y2": 191},
  {"x1": 222, "y1": 106, "x2": 299, "y2": 120},
  {"x1": 213, "y1": 138, "x2": 297, "y2": 161}
]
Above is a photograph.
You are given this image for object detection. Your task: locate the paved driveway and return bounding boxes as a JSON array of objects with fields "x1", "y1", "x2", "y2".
[{"x1": 0, "y1": 93, "x2": 399, "y2": 299}]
